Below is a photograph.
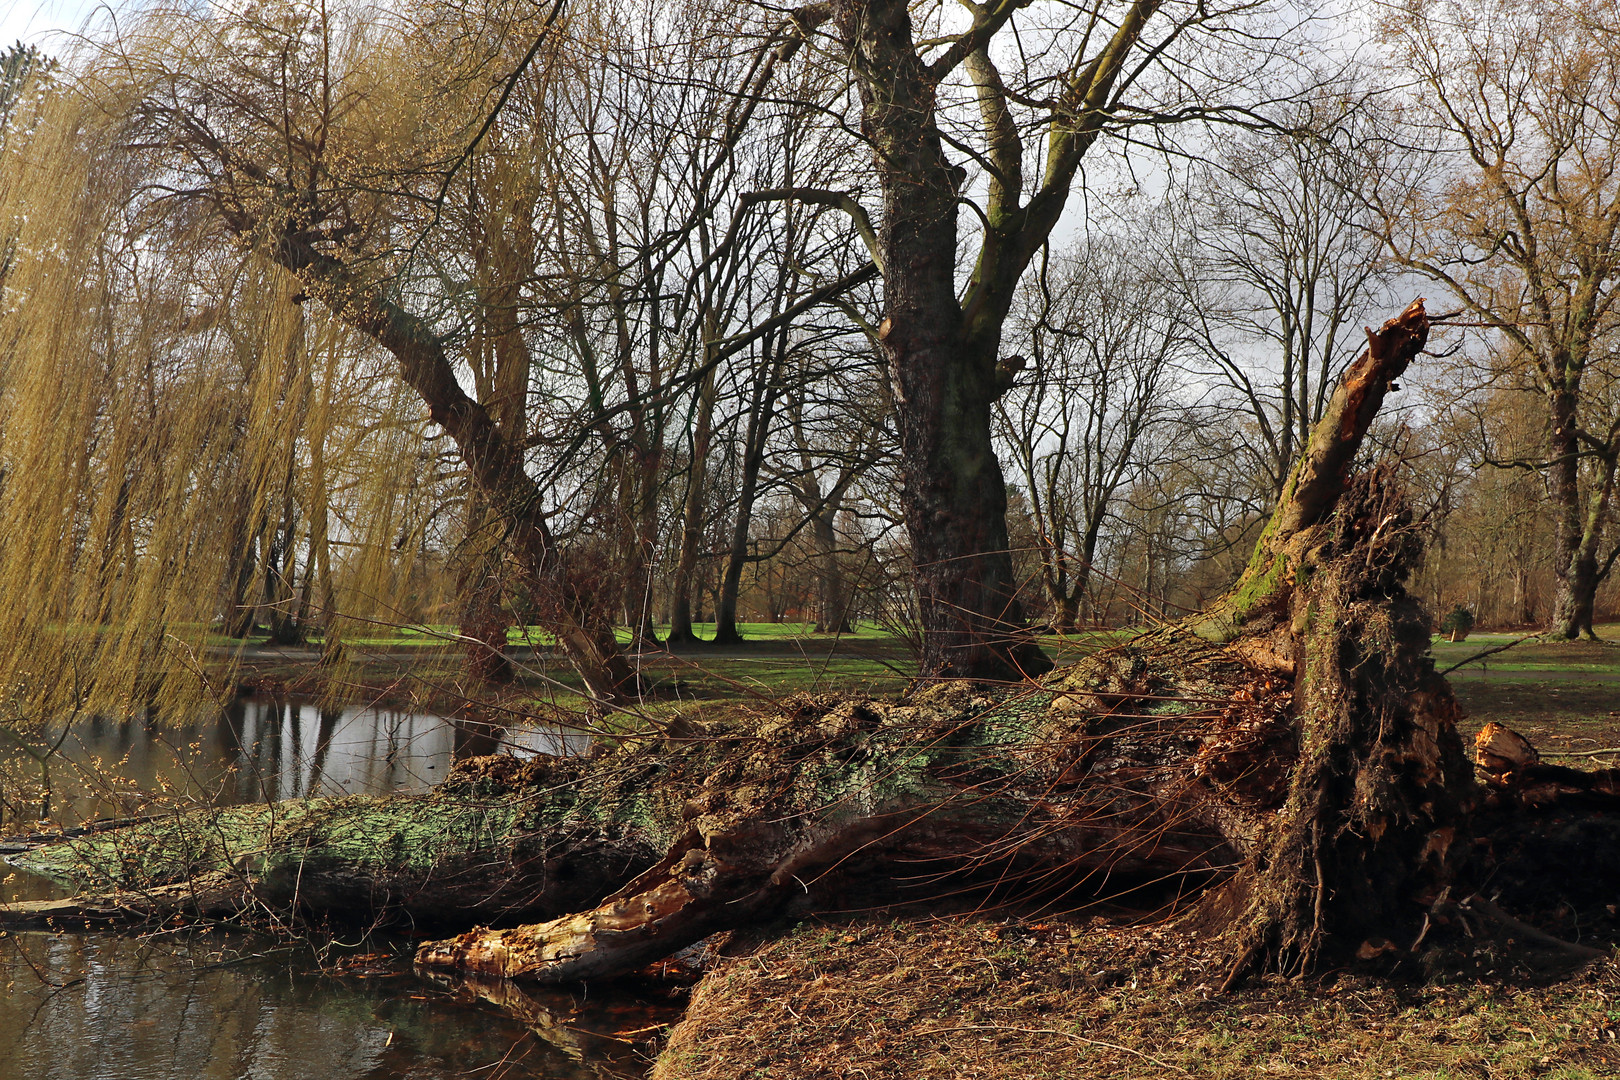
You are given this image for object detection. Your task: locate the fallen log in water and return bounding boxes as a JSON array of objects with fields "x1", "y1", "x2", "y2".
[
  {"x1": 13, "y1": 299, "x2": 1615, "y2": 988},
  {"x1": 0, "y1": 871, "x2": 244, "y2": 930},
  {"x1": 5, "y1": 786, "x2": 664, "y2": 928}
]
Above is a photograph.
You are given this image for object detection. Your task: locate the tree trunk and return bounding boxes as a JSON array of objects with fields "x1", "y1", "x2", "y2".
[
  {"x1": 620, "y1": 466, "x2": 662, "y2": 652},
  {"x1": 668, "y1": 360, "x2": 719, "y2": 646},
  {"x1": 1041, "y1": 526, "x2": 1097, "y2": 635},
  {"x1": 263, "y1": 491, "x2": 304, "y2": 646},
  {"x1": 886, "y1": 251, "x2": 1050, "y2": 681},
  {"x1": 834, "y1": 0, "x2": 1051, "y2": 681},
  {"x1": 813, "y1": 508, "x2": 853, "y2": 634},
  {"x1": 1542, "y1": 388, "x2": 1607, "y2": 641},
  {"x1": 1548, "y1": 389, "x2": 1600, "y2": 640},
  {"x1": 714, "y1": 332, "x2": 787, "y2": 647},
  {"x1": 1553, "y1": 546, "x2": 1599, "y2": 641},
  {"x1": 241, "y1": 221, "x2": 636, "y2": 704},
  {"x1": 712, "y1": 506, "x2": 749, "y2": 647},
  {"x1": 224, "y1": 518, "x2": 261, "y2": 639},
  {"x1": 1183, "y1": 300, "x2": 1431, "y2": 644},
  {"x1": 460, "y1": 570, "x2": 514, "y2": 684},
  {"x1": 1050, "y1": 593, "x2": 1079, "y2": 635},
  {"x1": 22, "y1": 301, "x2": 1597, "y2": 995}
]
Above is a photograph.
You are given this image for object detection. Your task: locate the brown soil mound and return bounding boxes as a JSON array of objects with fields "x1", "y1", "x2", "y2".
[{"x1": 654, "y1": 915, "x2": 1620, "y2": 1079}]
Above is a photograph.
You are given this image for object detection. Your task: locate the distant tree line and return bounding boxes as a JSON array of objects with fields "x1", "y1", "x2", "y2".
[{"x1": 0, "y1": 0, "x2": 1618, "y2": 715}]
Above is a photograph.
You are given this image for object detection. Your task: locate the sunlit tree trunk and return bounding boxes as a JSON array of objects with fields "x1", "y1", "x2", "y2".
[
  {"x1": 1547, "y1": 387, "x2": 1613, "y2": 640},
  {"x1": 835, "y1": 0, "x2": 1051, "y2": 680}
]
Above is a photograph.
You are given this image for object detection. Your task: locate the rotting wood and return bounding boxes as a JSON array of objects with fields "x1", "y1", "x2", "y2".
[
  {"x1": 415, "y1": 299, "x2": 1465, "y2": 986},
  {"x1": 1474, "y1": 721, "x2": 1620, "y2": 811},
  {"x1": 14, "y1": 299, "x2": 1619, "y2": 990}
]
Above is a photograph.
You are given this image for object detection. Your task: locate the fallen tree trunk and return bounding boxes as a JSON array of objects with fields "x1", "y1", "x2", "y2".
[
  {"x1": 412, "y1": 299, "x2": 1465, "y2": 984},
  {"x1": 10, "y1": 299, "x2": 1604, "y2": 988}
]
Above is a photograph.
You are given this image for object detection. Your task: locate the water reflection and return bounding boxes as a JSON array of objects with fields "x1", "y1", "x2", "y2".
[
  {"x1": 0, "y1": 709, "x2": 648, "y2": 1080},
  {"x1": 0, "y1": 932, "x2": 657, "y2": 1080},
  {"x1": 0, "y1": 699, "x2": 590, "y2": 831}
]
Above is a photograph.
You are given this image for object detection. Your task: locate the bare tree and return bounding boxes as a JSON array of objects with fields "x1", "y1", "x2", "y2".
[
  {"x1": 1380, "y1": 0, "x2": 1620, "y2": 639},
  {"x1": 995, "y1": 231, "x2": 1190, "y2": 632},
  {"x1": 1170, "y1": 85, "x2": 1402, "y2": 503},
  {"x1": 750, "y1": 0, "x2": 1290, "y2": 679}
]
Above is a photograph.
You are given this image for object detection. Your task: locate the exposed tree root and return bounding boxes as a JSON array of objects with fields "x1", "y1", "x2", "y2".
[
  {"x1": 415, "y1": 299, "x2": 1465, "y2": 986},
  {"x1": 1458, "y1": 894, "x2": 1610, "y2": 962},
  {"x1": 11, "y1": 298, "x2": 1618, "y2": 995}
]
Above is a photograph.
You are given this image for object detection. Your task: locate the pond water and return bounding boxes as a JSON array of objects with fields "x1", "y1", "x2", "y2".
[
  {"x1": 0, "y1": 700, "x2": 669, "y2": 1080},
  {"x1": 0, "y1": 697, "x2": 591, "y2": 835},
  {"x1": 0, "y1": 932, "x2": 678, "y2": 1080}
]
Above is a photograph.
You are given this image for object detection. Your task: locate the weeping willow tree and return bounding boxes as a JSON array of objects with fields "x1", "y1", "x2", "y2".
[
  {"x1": 68, "y1": 0, "x2": 710, "y2": 706},
  {"x1": 0, "y1": 55, "x2": 463, "y2": 725},
  {"x1": 19, "y1": 298, "x2": 1620, "y2": 999}
]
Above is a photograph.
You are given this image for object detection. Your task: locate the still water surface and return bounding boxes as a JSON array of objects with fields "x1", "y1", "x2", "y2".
[
  {"x1": 0, "y1": 932, "x2": 671, "y2": 1080},
  {"x1": 0, "y1": 700, "x2": 652, "y2": 1080},
  {"x1": 1, "y1": 697, "x2": 591, "y2": 830}
]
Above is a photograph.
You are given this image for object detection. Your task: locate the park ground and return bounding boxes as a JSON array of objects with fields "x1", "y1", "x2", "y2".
[{"x1": 228, "y1": 624, "x2": 1620, "y2": 1078}]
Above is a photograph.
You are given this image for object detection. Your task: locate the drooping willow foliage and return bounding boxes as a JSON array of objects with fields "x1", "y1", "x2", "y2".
[
  {"x1": 0, "y1": 0, "x2": 954, "y2": 724},
  {"x1": 0, "y1": 52, "x2": 458, "y2": 722}
]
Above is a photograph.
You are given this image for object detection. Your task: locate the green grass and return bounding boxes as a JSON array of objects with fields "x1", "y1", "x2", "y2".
[
  {"x1": 222, "y1": 620, "x2": 909, "y2": 650},
  {"x1": 1431, "y1": 636, "x2": 1620, "y2": 674},
  {"x1": 1425, "y1": 628, "x2": 1620, "y2": 748}
]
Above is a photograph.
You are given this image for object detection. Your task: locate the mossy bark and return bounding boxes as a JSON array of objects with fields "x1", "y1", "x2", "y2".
[
  {"x1": 1184, "y1": 298, "x2": 1431, "y2": 645},
  {"x1": 1215, "y1": 467, "x2": 1474, "y2": 985},
  {"x1": 5, "y1": 299, "x2": 1582, "y2": 989}
]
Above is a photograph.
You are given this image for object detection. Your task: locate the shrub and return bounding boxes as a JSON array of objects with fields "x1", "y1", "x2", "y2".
[{"x1": 1439, "y1": 606, "x2": 1476, "y2": 642}]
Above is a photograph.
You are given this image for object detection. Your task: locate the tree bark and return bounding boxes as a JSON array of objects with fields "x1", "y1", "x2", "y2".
[
  {"x1": 834, "y1": 0, "x2": 1051, "y2": 681},
  {"x1": 459, "y1": 496, "x2": 515, "y2": 684},
  {"x1": 668, "y1": 358, "x2": 719, "y2": 646},
  {"x1": 1548, "y1": 388, "x2": 1607, "y2": 640},
  {"x1": 1050, "y1": 593, "x2": 1079, "y2": 635},
  {"x1": 20, "y1": 301, "x2": 1601, "y2": 993},
  {"x1": 812, "y1": 507, "x2": 853, "y2": 634},
  {"x1": 712, "y1": 388, "x2": 774, "y2": 646}
]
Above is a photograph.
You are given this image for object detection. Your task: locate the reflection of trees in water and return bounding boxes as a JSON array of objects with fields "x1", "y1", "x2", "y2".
[
  {"x1": 0, "y1": 933, "x2": 567, "y2": 1079},
  {"x1": 1, "y1": 699, "x2": 586, "y2": 834},
  {"x1": 308, "y1": 707, "x2": 339, "y2": 794},
  {"x1": 452, "y1": 717, "x2": 506, "y2": 760}
]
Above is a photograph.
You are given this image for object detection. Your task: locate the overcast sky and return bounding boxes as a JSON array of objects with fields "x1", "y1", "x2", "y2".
[{"x1": 2, "y1": 0, "x2": 102, "y2": 51}]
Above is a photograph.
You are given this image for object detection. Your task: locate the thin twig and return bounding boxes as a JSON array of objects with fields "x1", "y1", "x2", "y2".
[{"x1": 1438, "y1": 634, "x2": 1536, "y2": 676}]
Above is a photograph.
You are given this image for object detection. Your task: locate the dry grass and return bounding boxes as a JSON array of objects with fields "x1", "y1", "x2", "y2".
[{"x1": 653, "y1": 915, "x2": 1620, "y2": 1080}]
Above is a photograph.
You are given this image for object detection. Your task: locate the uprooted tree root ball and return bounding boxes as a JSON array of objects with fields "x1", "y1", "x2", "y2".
[{"x1": 12, "y1": 299, "x2": 1620, "y2": 1058}]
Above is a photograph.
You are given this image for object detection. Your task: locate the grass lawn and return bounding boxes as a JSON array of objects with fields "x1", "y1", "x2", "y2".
[
  {"x1": 1429, "y1": 631, "x2": 1620, "y2": 755},
  {"x1": 231, "y1": 620, "x2": 1127, "y2": 716}
]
